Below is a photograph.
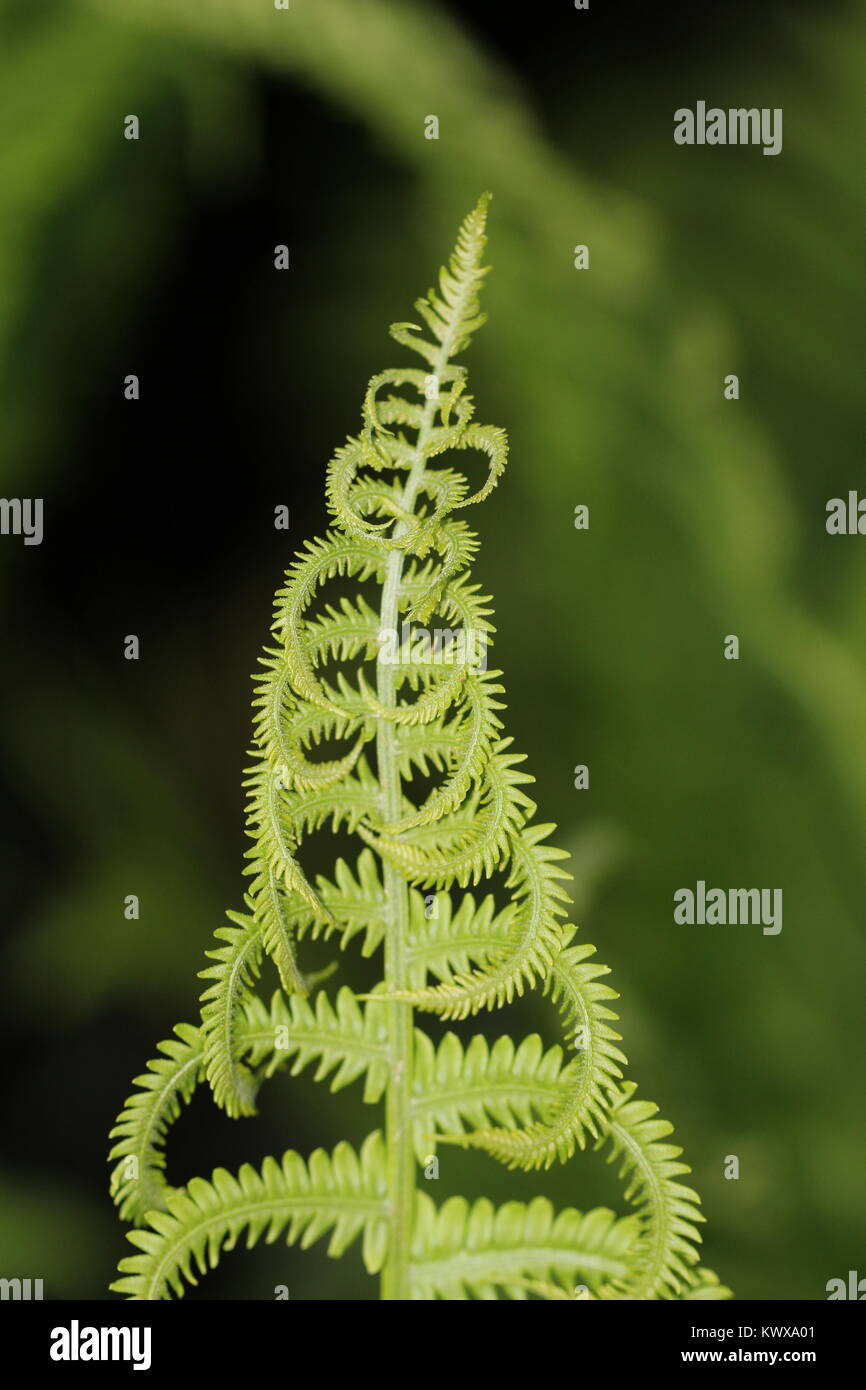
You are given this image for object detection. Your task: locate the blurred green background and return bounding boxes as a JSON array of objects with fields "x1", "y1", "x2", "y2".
[{"x1": 1, "y1": 0, "x2": 864, "y2": 1300}]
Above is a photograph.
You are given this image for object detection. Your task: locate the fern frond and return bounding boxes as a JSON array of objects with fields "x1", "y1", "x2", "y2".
[
  {"x1": 109, "y1": 194, "x2": 726, "y2": 1303},
  {"x1": 265, "y1": 986, "x2": 391, "y2": 1103},
  {"x1": 362, "y1": 742, "x2": 536, "y2": 890},
  {"x1": 408, "y1": 1193, "x2": 636, "y2": 1301},
  {"x1": 111, "y1": 1132, "x2": 389, "y2": 1300},
  {"x1": 361, "y1": 366, "x2": 438, "y2": 439},
  {"x1": 198, "y1": 916, "x2": 263, "y2": 1118},
  {"x1": 247, "y1": 869, "x2": 306, "y2": 996},
  {"x1": 374, "y1": 824, "x2": 570, "y2": 1017},
  {"x1": 294, "y1": 848, "x2": 387, "y2": 957},
  {"x1": 596, "y1": 1083, "x2": 705, "y2": 1300},
  {"x1": 389, "y1": 192, "x2": 491, "y2": 367},
  {"x1": 382, "y1": 672, "x2": 504, "y2": 833},
  {"x1": 109, "y1": 996, "x2": 300, "y2": 1226},
  {"x1": 273, "y1": 533, "x2": 385, "y2": 712},
  {"x1": 412, "y1": 1031, "x2": 572, "y2": 1161},
  {"x1": 404, "y1": 887, "x2": 516, "y2": 988},
  {"x1": 433, "y1": 941, "x2": 626, "y2": 1169},
  {"x1": 108, "y1": 1024, "x2": 204, "y2": 1224},
  {"x1": 404, "y1": 519, "x2": 483, "y2": 622},
  {"x1": 299, "y1": 594, "x2": 380, "y2": 662},
  {"x1": 679, "y1": 1269, "x2": 734, "y2": 1300},
  {"x1": 356, "y1": 662, "x2": 466, "y2": 728},
  {"x1": 252, "y1": 756, "x2": 381, "y2": 847},
  {"x1": 448, "y1": 421, "x2": 509, "y2": 511}
]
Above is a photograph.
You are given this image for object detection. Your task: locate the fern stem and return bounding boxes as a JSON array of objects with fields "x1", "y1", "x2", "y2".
[
  {"x1": 376, "y1": 336, "x2": 459, "y2": 1297},
  {"x1": 376, "y1": 492, "x2": 425, "y2": 1297},
  {"x1": 377, "y1": 548, "x2": 414, "y2": 1299}
]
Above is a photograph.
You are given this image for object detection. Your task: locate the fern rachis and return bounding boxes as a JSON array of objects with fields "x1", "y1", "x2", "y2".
[{"x1": 108, "y1": 195, "x2": 730, "y2": 1302}]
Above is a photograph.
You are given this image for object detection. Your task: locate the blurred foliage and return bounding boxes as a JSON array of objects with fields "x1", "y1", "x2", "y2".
[{"x1": 1, "y1": 0, "x2": 864, "y2": 1299}]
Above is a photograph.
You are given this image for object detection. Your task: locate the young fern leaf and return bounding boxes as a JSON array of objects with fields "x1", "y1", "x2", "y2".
[
  {"x1": 109, "y1": 993, "x2": 299, "y2": 1225},
  {"x1": 108, "y1": 1024, "x2": 204, "y2": 1224},
  {"x1": 407, "y1": 1195, "x2": 638, "y2": 1301},
  {"x1": 108, "y1": 195, "x2": 730, "y2": 1302},
  {"x1": 112, "y1": 1134, "x2": 389, "y2": 1301},
  {"x1": 433, "y1": 937, "x2": 627, "y2": 1167},
  {"x1": 595, "y1": 1083, "x2": 707, "y2": 1300},
  {"x1": 198, "y1": 916, "x2": 264, "y2": 1118}
]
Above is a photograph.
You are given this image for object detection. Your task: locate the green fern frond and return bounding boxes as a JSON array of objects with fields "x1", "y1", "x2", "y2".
[
  {"x1": 372, "y1": 825, "x2": 570, "y2": 1017},
  {"x1": 361, "y1": 743, "x2": 536, "y2": 890},
  {"x1": 274, "y1": 534, "x2": 385, "y2": 712},
  {"x1": 108, "y1": 1024, "x2": 204, "y2": 1223},
  {"x1": 109, "y1": 995, "x2": 299, "y2": 1225},
  {"x1": 680, "y1": 1269, "x2": 735, "y2": 1300},
  {"x1": 389, "y1": 192, "x2": 491, "y2": 367},
  {"x1": 198, "y1": 916, "x2": 263, "y2": 1118},
  {"x1": 596, "y1": 1083, "x2": 706, "y2": 1300},
  {"x1": 108, "y1": 196, "x2": 728, "y2": 1302},
  {"x1": 381, "y1": 673, "x2": 504, "y2": 834},
  {"x1": 432, "y1": 939, "x2": 626, "y2": 1168},
  {"x1": 264, "y1": 985, "x2": 391, "y2": 1103},
  {"x1": 412, "y1": 1031, "x2": 573, "y2": 1161},
  {"x1": 247, "y1": 870, "x2": 306, "y2": 996},
  {"x1": 404, "y1": 886, "x2": 516, "y2": 988},
  {"x1": 111, "y1": 1132, "x2": 389, "y2": 1300},
  {"x1": 408, "y1": 1193, "x2": 637, "y2": 1301},
  {"x1": 356, "y1": 662, "x2": 467, "y2": 728},
  {"x1": 294, "y1": 849, "x2": 387, "y2": 956}
]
